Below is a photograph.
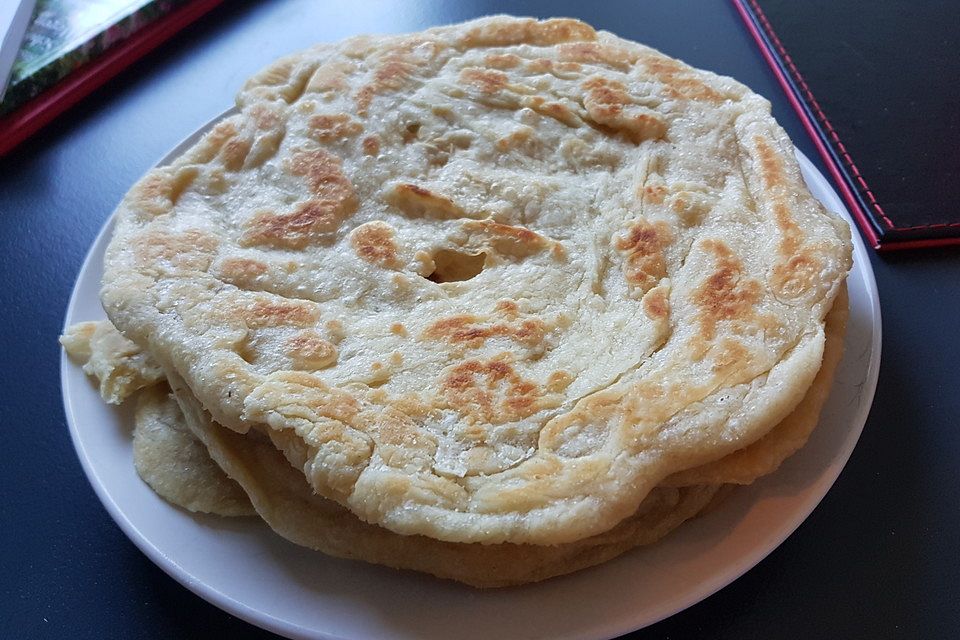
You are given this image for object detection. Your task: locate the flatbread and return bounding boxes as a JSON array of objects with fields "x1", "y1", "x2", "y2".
[
  {"x1": 166, "y1": 370, "x2": 719, "y2": 587},
  {"x1": 60, "y1": 320, "x2": 163, "y2": 404},
  {"x1": 132, "y1": 384, "x2": 254, "y2": 516},
  {"x1": 100, "y1": 16, "x2": 851, "y2": 544}
]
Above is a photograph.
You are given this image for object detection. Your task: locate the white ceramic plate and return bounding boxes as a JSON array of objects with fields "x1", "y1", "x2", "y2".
[{"x1": 61, "y1": 111, "x2": 881, "y2": 640}]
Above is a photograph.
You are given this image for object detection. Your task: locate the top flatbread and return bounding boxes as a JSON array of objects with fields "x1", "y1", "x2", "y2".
[{"x1": 100, "y1": 16, "x2": 851, "y2": 544}]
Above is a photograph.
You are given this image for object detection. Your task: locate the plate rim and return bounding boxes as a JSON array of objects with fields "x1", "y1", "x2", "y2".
[{"x1": 60, "y1": 108, "x2": 882, "y2": 640}]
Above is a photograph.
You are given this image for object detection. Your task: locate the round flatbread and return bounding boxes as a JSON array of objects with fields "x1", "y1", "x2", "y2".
[{"x1": 101, "y1": 16, "x2": 851, "y2": 544}]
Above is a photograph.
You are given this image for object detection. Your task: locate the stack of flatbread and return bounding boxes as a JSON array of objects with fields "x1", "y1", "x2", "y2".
[{"x1": 61, "y1": 16, "x2": 852, "y2": 588}]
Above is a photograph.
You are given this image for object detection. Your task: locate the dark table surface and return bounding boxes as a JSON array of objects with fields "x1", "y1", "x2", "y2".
[{"x1": 2, "y1": 1, "x2": 958, "y2": 638}]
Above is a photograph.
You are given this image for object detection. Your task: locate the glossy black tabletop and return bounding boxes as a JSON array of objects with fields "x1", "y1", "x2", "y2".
[{"x1": 2, "y1": 1, "x2": 959, "y2": 638}]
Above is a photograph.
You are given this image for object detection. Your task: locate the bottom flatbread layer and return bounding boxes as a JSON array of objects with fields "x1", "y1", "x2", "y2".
[
  {"x1": 133, "y1": 385, "x2": 255, "y2": 516},
  {"x1": 167, "y1": 370, "x2": 719, "y2": 588}
]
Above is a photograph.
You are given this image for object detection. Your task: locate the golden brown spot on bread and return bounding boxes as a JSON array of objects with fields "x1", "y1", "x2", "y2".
[
  {"x1": 643, "y1": 285, "x2": 671, "y2": 321},
  {"x1": 624, "y1": 251, "x2": 666, "y2": 292},
  {"x1": 494, "y1": 300, "x2": 519, "y2": 316},
  {"x1": 523, "y1": 96, "x2": 580, "y2": 127},
  {"x1": 242, "y1": 199, "x2": 348, "y2": 249},
  {"x1": 525, "y1": 57, "x2": 584, "y2": 75},
  {"x1": 615, "y1": 219, "x2": 671, "y2": 253},
  {"x1": 362, "y1": 135, "x2": 381, "y2": 156},
  {"x1": 461, "y1": 220, "x2": 551, "y2": 257},
  {"x1": 495, "y1": 126, "x2": 535, "y2": 152},
  {"x1": 325, "y1": 319, "x2": 346, "y2": 342},
  {"x1": 525, "y1": 58, "x2": 553, "y2": 74},
  {"x1": 666, "y1": 77, "x2": 724, "y2": 103},
  {"x1": 286, "y1": 330, "x2": 338, "y2": 369},
  {"x1": 583, "y1": 76, "x2": 631, "y2": 106},
  {"x1": 214, "y1": 257, "x2": 268, "y2": 286},
  {"x1": 350, "y1": 221, "x2": 401, "y2": 269},
  {"x1": 286, "y1": 148, "x2": 357, "y2": 202},
  {"x1": 582, "y1": 76, "x2": 667, "y2": 142},
  {"x1": 131, "y1": 168, "x2": 198, "y2": 215},
  {"x1": 305, "y1": 61, "x2": 352, "y2": 94},
  {"x1": 614, "y1": 219, "x2": 673, "y2": 293},
  {"x1": 462, "y1": 18, "x2": 596, "y2": 47},
  {"x1": 460, "y1": 68, "x2": 508, "y2": 94},
  {"x1": 193, "y1": 121, "x2": 238, "y2": 162},
  {"x1": 710, "y1": 338, "x2": 752, "y2": 376},
  {"x1": 242, "y1": 149, "x2": 356, "y2": 248},
  {"x1": 440, "y1": 356, "x2": 545, "y2": 423},
  {"x1": 376, "y1": 408, "x2": 423, "y2": 446},
  {"x1": 753, "y1": 136, "x2": 824, "y2": 300},
  {"x1": 375, "y1": 56, "x2": 415, "y2": 89},
  {"x1": 426, "y1": 314, "x2": 478, "y2": 336},
  {"x1": 132, "y1": 174, "x2": 171, "y2": 210},
  {"x1": 754, "y1": 135, "x2": 788, "y2": 192},
  {"x1": 425, "y1": 315, "x2": 547, "y2": 349},
  {"x1": 353, "y1": 87, "x2": 375, "y2": 115},
  {"x1": 386, "y1": 183, "x2": 466, "y2": 219},
  {"x1": 390, "y1": 323, "x2": 407, "y2": 336},
  {"x1": 773, "y1": 202, "x2": 803, "y2": 256},
  {"x1": 756, "y1": 134, "x2": 801, "y2": 254},
  {"x1": 644, "y1": 57, "x2": 724, "y2": 103},
  {"x1": 354, "y1": 42, "x2": 434, "y2": 114},
  {"x1": 772, "y1": 252, "x2": 822, "y2": 299},
  {"x1": 546, "y1": 370, "x2": 574, "y2": 393},
  {"x1": 249, "y1": 104, "x2": 281, "y2": 130},
  {"x1": 373, "y1": 407, "x2": 437, "y2": 471},
  {"x1": 484, "y1": 53, "x2": 522, "y2": 69},
  {"x1": 308, "y1": 114, "x2": 363, "y2": 141},
  {"x1": 134, "y1": 228, "x2": 218, "y2": 272},
  {"x1": 642, "y1": 183, "x2": 668, "y2": 204},
  {"x1": 244, "y1": 299, "x2": 320, "y2": 329},
  {"x1": 389, "y1": 394, "x2": 432, "y2": 419},
  {"x1": 557, "y1": 42, "x2": 636, "y2": 70},
  {"x1": 220, "y1": 137, "x2": 252, "y2": 171},
  {"x1": 693, "y1": 240, "x2": 761, "y2": 342},
  {"x1": 188, "y1": 121, "x2": 246, "y2": 168}
]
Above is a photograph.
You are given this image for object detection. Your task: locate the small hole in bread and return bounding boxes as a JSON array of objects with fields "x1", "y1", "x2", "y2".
[
  {"x1": 425, "y1": 249, "x2": 486, "y2": 283},
  {"x1": 402, "y1": 122, "x2": 421, "y2": 143}
]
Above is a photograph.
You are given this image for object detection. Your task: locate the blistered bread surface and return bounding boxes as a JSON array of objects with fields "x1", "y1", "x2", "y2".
[{"x1": 101, "y1": 16, "x2": 851, "y2": 544}]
